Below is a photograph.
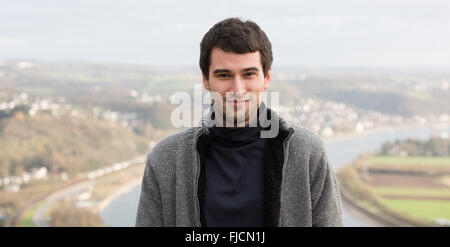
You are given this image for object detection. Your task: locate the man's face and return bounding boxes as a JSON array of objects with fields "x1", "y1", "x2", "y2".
[{"x1": 202, "y1": 47, "x2": 271, "y2": 127}]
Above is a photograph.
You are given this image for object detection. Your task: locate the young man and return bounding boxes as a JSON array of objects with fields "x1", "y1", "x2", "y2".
[{"x1": 136, "y1": 17, "x2": 344, "y2": 227}]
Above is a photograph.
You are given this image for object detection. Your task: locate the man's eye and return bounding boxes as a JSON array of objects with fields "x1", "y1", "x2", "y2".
[
  {"x1": 217, "y1": 74, "x2": 230, "y2": 78},
  {"x1": 244, "y1": 72, "x2": 255, "y2": 77}
]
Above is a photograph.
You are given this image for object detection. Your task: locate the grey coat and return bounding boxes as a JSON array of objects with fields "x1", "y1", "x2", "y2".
[{"x1": 135, "y1": 103, "x2": 344, "y2": 227}]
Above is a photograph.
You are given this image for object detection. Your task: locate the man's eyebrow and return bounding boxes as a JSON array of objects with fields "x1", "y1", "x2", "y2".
[
  {"x1": 212, "y1": 67, "x2": 259, "y2": 74},
  {"x1": 242, "y1": 67, "x2": 259, "y2": 73},
  {"x1": 212, "y1": 69, "x2": 231, "y2": 74}
]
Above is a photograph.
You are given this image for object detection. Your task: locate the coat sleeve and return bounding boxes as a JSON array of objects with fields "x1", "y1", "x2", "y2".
[
  {"x1": 135, "y1": 152, "x2": 164, "y2": 227},
  {"x1": 310, "y1": 150, "x2": 344, "y2": 227}
]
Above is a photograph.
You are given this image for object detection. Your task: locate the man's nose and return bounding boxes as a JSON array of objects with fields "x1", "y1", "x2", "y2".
[{"x1": 230, "y1": 75, "x2": 246, "y2": 95}]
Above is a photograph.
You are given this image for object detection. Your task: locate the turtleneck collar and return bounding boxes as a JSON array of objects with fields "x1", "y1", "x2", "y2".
[
  {"x1": 209, "y1": 104, "x2": 266, "y2": 147},
  {"x1": 210, "y1": 121, "x2": 263, "y2": 147}
]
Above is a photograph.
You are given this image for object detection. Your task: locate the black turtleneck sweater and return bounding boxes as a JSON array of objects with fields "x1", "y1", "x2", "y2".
[{"x1": 201, "y1": 116, "x2": 267, "y2": 227}]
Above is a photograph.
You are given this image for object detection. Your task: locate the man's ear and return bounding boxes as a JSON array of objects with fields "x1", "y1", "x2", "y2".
[
  {"x1": 202, "y1": 73, "x2": 210, "y2": 91},
  {"x1": 264, "y1": 67, "x2": 272, "y2": 90}
]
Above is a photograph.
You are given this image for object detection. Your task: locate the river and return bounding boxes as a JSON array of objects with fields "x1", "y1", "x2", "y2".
[{"x1": 100, "y1": 123, "x2": 449, "y2": 227}]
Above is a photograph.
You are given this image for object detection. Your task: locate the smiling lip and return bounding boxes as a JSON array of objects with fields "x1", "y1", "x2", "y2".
[{"x1": 227, "y1": 99, "x2": 249, "y2": 106}]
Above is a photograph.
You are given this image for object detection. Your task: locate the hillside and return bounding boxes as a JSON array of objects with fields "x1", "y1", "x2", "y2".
[{"x1": 0, "y1": 113, "x2": 149, "y2": 177}]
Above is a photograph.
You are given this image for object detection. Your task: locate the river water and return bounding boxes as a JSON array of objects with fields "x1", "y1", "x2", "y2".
[{"x1": 101, "y1": 124, "x2": 449, "y2": 227}]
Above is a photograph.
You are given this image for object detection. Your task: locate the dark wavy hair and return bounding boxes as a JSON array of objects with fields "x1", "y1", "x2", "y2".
[{"x1": 199, "y1": 17, "x2": 273, "y2": 81}]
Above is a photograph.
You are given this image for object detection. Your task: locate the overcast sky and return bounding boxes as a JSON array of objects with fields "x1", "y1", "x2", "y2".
[{"x1": 1, "y1": 0, "x2": 449, "y2": 68}]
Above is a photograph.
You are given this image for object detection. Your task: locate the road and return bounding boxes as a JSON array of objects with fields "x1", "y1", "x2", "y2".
[
  {"x1": 32, "y1": 180, "x2": 96, "y2": 227},
  {"x1": 29, "y1": 156, "x2": 145, "y2": 226}
]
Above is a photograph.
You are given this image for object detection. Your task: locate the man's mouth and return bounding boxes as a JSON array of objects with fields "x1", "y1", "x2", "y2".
[{"x1": 227, "y1": 99, "x2": 249, "y2": 106}]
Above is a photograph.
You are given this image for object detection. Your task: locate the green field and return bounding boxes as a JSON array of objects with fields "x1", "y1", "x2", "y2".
[
  {"x1": 373, "y1": 187, "x2": 450, "y2": 197},
  {"x1": 380, "y1": 198, "x2": 450, "y2": 222},
  {"x1": 338, "y1": 154, "x2": 450, "y2": 225},
  {"x1": 365, "y1": 156, "x2": 450, "y2": 167},
  {"x1": 363, "y1": 156, "x2": 450, "y2": 175}
]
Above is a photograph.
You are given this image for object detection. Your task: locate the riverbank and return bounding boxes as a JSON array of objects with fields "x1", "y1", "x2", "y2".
[
  {"x1": 336, "y1": 152, "x2": 450, "y2": 226},
  {"x1": 86, "y1": 164, "x2": 144, "y2": 226},
  {"x1": 93, "y1": 178, "x2": 141, "y2": 214},
  {"x1": 338, "y1": 179, "x2": 414, "y2": 227}
]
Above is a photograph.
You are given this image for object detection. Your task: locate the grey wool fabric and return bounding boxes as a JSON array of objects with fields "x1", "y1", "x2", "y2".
[{"x1": 135, "y1": 103, "x2": 344, "y2": 227}]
